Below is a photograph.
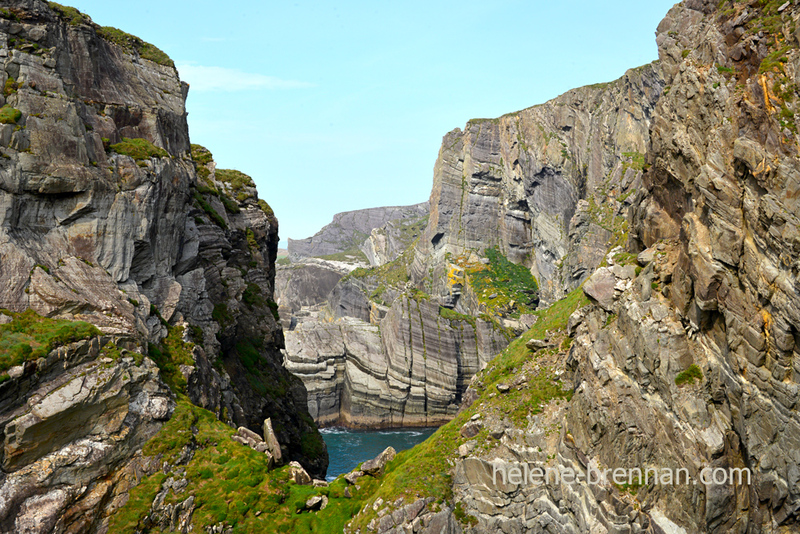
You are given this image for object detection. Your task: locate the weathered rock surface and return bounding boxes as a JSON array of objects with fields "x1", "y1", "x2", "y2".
[
  {"x1": 360, "y1": 207, "x2": 429, "y2": 267},
  {"x1": 0, "y1": 337, "x2": 173, "y2": 534},
  {"x1": 361, "y1": 446, "x2": 396, "y2": 477},
  {"x1": 285, "y1": 296, "x2": 507, "y2": 428},
  {"x1": 288, "y1": 203, "x2": 428, "y2": 260},
  {"x1": 409, "y1": 62, "x2": 665, "y2": 307},
  {"x1": 357, "y1": 1, "x2": 800, "y2": 533},
  {"x1": 0, "y1": 1, "x2": 326, "y2": 530}
]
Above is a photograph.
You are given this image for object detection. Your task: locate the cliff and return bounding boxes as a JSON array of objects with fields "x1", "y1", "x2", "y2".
[
  {"x1": 334, "y1": 0, "x2": 800, "y2": 532},
  {"x1": 284, "y1": 60, "x2": 666, "y2": 429},
  {"x1": 287, "y1": 202, "x2": 428, "y2": 261},
  {"x1": 410, "y1": 62, "x2": 664, "y2": 307},
  {"x1": 0, "y1": 1, "x2": 325, "y2": 531}
]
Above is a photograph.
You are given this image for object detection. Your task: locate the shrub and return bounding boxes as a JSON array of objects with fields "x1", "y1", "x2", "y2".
[
  {"x1": 675, "y1": 364, "x2": 703, "y2": 386},
  {"x1": 242, "y1": 283, "x2": 265, "y2": 308},
  {"x1": 0, "y1": 105, "x2": 22, "y2": 125}
]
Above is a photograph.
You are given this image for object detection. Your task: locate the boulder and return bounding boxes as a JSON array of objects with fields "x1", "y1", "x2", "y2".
[
  {"x1": 361, "y1": 446, "x2": 397, "y2": 477},
  {"x1": 304, "y1": 495, "x2": 328, "y2": 511},
  {"x1": 344, "y1": 470, "x2": 364, "y2": 485},
  {"x1": 583, "y1": 267, "x2": 617, "y2": 311},
  {"x1": 262, "y1": 418, "x2": 283, "y2": 464},
  {"x1": 288, "y1": 461, "x2": 312, "y2": 485}
]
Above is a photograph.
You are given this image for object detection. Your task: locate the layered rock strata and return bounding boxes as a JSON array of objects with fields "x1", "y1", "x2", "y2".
[
  {"x1": 284, "y1": 296, "x2": 507, "y2": 428},
  {"x1": 288, "y1": 202, "x2": 428, "y2": 260},
  {"x1": 411, "y1": 63, "x2": 665, "y2": 308},
  {"x1": 0, "y1": 1, "x2": 325, "y2": 530},
  {"x1": 352, "y1": 0, "x2": 800, "y2": 532}
]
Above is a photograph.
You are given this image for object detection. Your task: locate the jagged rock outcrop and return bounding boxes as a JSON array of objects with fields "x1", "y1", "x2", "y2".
[
  {"x1": 288, "y1": 202, "x2": 428, "y2": 260},
  {"x1": 410, "y1": 62, "x2": 664, "y2": 308},
  {"x1": 0, "y1": 1, "x2": 325, "y2": 530},
  {"x1": 360, "y1": 208, "x2": 429, "y2": 267},
  {"x1": 284, "y1": 296, "x2": 508, "y2": 428},
  {"x1": 0, "y1": 336, "x2": 173, "y2": 534},
  {"x1": 351, "y1": 1, "x2": 800, "y2": 532}
]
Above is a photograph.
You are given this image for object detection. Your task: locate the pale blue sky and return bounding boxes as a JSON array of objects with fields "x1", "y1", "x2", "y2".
[{"x1": 66, "y1": 1, "x2": 677, "y2": 246}]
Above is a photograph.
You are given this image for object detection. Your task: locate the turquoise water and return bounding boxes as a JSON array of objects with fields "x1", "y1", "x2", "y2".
[{"x1": 321, "y1": 427, "x2": 438, "y2": 481}]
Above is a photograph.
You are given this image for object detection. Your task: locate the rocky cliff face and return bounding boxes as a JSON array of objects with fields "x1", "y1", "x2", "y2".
[
  {"x1": 285, "y1": 295, "x2": 507, "y2": 428},
  {"x1": 288, "y1": 202, "x2": 428, "y2": 261},
  {"x1": 283, "y1": 40, "x2": 666, "y2": 433},
  {"x1": 339, "y1": 1, "x2": 800, "y2": 532},
  {"x1": 0, "y1": 1, "x2": 325, "y2": 530},
  {"x1": 411, "y1": 62, "x2": 664, "y2": 308}
]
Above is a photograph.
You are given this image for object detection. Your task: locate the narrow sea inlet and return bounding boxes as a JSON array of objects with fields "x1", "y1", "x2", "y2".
[{"x1": 322, "y1": 427, "x2": 438, "y2": 481}]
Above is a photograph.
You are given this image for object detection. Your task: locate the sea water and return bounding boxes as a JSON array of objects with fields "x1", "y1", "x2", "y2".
[{"x1": 321, "y1": 427, "x2": 438, "y2": 481}]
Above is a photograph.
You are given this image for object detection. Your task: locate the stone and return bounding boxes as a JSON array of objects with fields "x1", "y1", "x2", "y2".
[
  {"x1": 638, "y1": 248, "x2": 656, "y2": 265},
  {"x1": 312, "y1": 479, "x2": 328, "y2": 487},
  {"x1": 345, "y1": 470, "x2": 364, "y2": 485},
  {"x1": 460, "y1": 421, "x2": 482, "y2": 438},
  {"x1": 304, "y1": 495, "x2": 328, "y2": 511},
  {"x1": 262, "y1": 418, "x2": 283, "y2": 465},
  {"x1": 458, "y1": 440, "x2": 476, "y2": 457},
  {"x1": 288, "y1": 461, "x2": 312, "y2": 485},
  {"x1": 361, "y1": 446, "x2": 396, "y2": 477},
  {"x1": 582, "y1": 267, "x2": 617, "y2": 311},
  {"x1": 525, "y1": 338, "x2": 552, "y2": 350}
]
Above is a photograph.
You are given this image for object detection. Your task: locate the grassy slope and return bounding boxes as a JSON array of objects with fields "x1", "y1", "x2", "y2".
[{"x1": 111, "y1": 284, "x2": 588, "y2": 532}]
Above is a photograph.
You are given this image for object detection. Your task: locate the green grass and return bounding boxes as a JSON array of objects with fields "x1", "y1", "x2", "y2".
[
  {"x1": 0, "y1": 309, "x2": 100, "y2": 375},
  {"x1": 109, "y1": 138, "x2": 168, "y2": 160},
  {"x1": 193, "y1": 190, "x2": 227, "y2": 229},
  {"x1": 96, "y1": 26, "x2": 174, "y2": 67},
  {"x1": 0, "y1": 105, "x2": 21, "y2": 125},
  {"x1": 438, "y1": 306, "x2": 477, "y2": 329},
  {"x1": 318, "y1": 247, "x2": 369, "y2": 263},
  {"x1": 47, "y1": 2, "x2": 91, "y2": 25},
  {"x1": 0, "y1": 8, "x2": 19, "y2": 21},
  {"x1": 191, "y1": 144, "x2": 213, "y2": 166},
  {"x1": 220, "y1": 193, "x2": 240, "y2": 214},
  {"x1": 113, "y1": 398, "x2": 364, "y2": 533},
  {"x1": 621, "y1": 151, "x2": 647, "y2": 173},
  {"x1": 257, "y1": 199, "x2": 274, "y2": 217},
  {"x1": 675, "y1": 364, "x2": 703, "y2": 386},
  {"x1": 216, "y1": 168, "x2": 256, "y2": 192},
  {"x1": 147, "y1": 325, "x2": 194, "y2": 393},
  {"x1": 463, "y1": 247, "x2": 539, "y2": 317}
]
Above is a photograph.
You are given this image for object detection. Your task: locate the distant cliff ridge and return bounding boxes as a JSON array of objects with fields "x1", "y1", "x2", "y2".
[{"x1": 287, "y1": 202, "x2": 428, "y2": 261}]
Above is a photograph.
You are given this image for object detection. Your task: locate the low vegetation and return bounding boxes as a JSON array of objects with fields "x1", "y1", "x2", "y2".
[
  {"x1": 96, "y1": 26, "x2": 174, "y2": 67},
  {"x1": 459, "y1": 247, "x2": 539, "y2": 317},
  {"x1": 147, "y1": 324, "x2": 194, "y2": 393},
  {"x1": 193, "y1": 190, "x2": 227, "y2": 229},
  {"x1": 0, "y1": 309, "x2": 100, "y2": 378},
  {"x1": 675, "y1": 364, "x2": 703, "y2": 386},
  {"x1": 110, "y1": 138, "x2": 168, "y2": 161},
  {"x1": 0, "y1": 105, "x2": 22, "y2": 125}
]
